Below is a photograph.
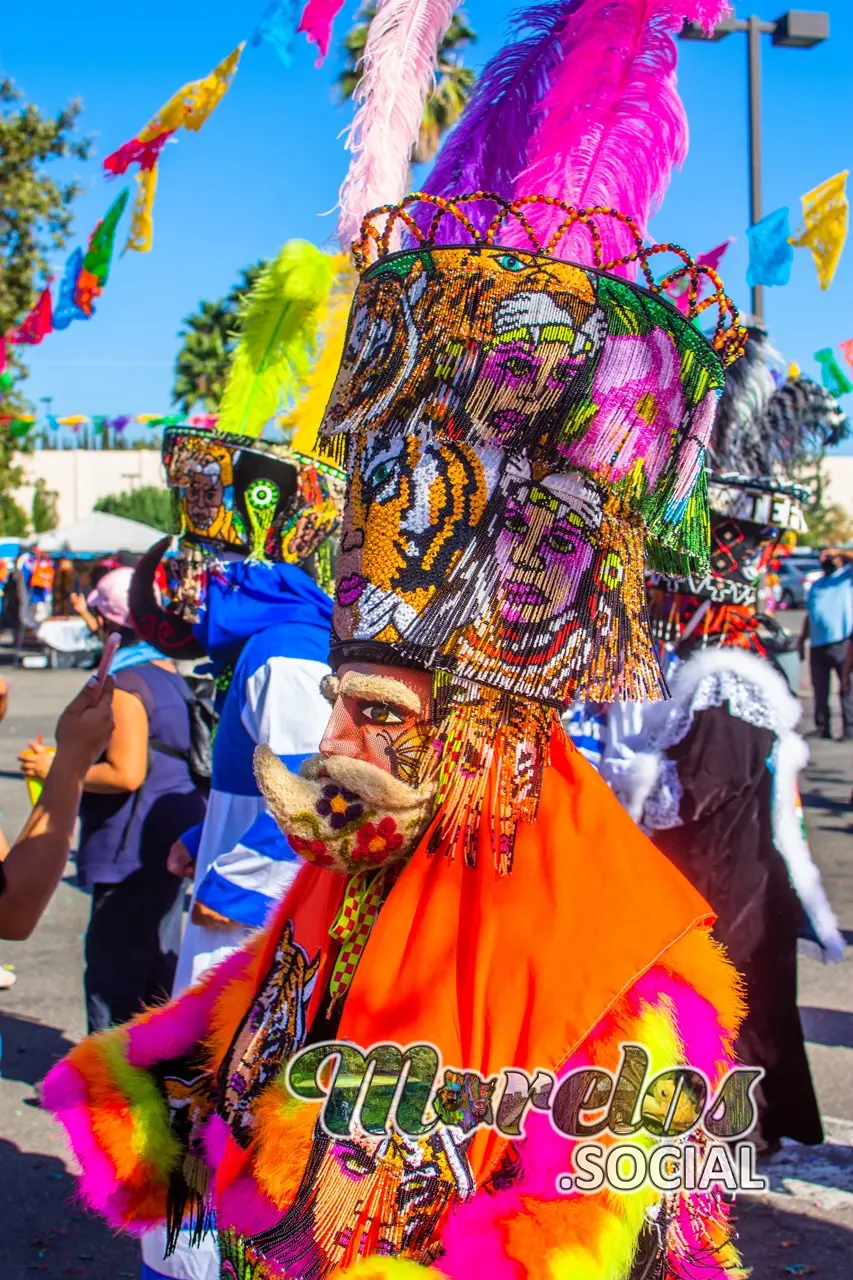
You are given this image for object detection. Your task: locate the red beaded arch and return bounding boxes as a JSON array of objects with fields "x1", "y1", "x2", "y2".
[{"x1": 352, "y1": 193, "x2": 746, "y2": 368}]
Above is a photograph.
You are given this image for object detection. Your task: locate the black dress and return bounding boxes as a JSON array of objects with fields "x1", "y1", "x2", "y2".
[{"x1": 652, "y1": 701, "x2": 823, "y2": 1146}]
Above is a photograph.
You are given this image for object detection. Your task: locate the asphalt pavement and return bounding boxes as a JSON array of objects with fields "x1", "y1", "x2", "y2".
[{"x1": 0, "y1": 623, "x2": 851, "y2": 1278}]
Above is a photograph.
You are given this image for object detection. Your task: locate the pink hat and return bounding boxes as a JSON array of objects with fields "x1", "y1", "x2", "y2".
[{"x1": 87, "y1": 567, "x2": 133, "y2": 628}]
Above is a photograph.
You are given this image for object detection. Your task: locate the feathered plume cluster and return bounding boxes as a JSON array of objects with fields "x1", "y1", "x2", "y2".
[
  {"x1": 217, "y1": 241, "x2": 334, "y2": 439},
  {"x1": 417, "y1": 0, "x2": 731, "y2": 267},
  {"x1": 708, "y1": 326, "x2": 851, "y2": 478},
  {"x1": 337, "y1": 0, "x2": 461, "y2": 248},
  {"x1": 286, "y1": 253, "x2": 358, "y2": 453},
  {"x1": 764, "y1": 376, "x2": 851, "y2": 461}
]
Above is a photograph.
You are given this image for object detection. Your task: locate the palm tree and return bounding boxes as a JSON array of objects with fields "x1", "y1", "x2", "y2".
[
  {"x1": 172, "y1": 263, "x2": 267, "y2": 416},
  {"x1": 338, "y1": 6, "x2": 476, "y2": 167}
]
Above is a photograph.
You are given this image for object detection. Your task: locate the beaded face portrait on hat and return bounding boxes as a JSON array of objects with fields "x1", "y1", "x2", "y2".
[{"x1": 322, "y1": 243, "x2": 725, "y2": 543}]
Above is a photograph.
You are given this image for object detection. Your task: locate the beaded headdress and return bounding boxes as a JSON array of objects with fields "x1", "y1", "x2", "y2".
[
  {"x1": 647, "y1": 325, "x2": 850, "y2": 649},
  {"x1": 319, "y1": 194, "x2": 744, "y2": 868},
  {"x1": 649, "y1": 473, "x2": 809, "y2": 613},
  {"x1": 163, "y1": 426, "x2": 343, "y2": 583},
  {"x1": 129, "y1": 427, "x2": 345, "y2": 658}
]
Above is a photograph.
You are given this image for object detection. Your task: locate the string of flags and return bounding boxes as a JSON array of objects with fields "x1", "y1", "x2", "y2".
[
  {"x1": 0, "y1": 40, "x2": 246, "y2": 385},
  {"x1": 103, "y1": 43, "x2": 244, "y2": 254},
  {"x1": 0, "y1": 3, "x2": 342, "y2": 395},
  {"x1": 3, "y1": 1, "x2": 851, "y2": 438},
  {"x1": 746, "y1": 171, "x2": 849, "y2": 292},
  {"x1": 0, "y1": 412, "x2": 220, "y2": 439}
]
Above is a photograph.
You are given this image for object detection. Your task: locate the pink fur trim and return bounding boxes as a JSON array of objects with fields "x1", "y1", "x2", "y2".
[
  {"x1": 41, "y1": 1062, "x2": 153, "y2": 1233},
  {"x1": 126, "y1": 944, "x2": 253, "y2": 1069},
  {"x1": 217, "y1": 1169, "x2": 284, "y2": 1237},
  {"x1": 632, "y1": 967, "x2": 732, "y2": 1089},
  {"x1": 203, "y1": 1111, "x2": 231, "y2": 1168}
]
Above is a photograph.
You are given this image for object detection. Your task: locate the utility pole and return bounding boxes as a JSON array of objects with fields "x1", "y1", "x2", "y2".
[{"x1": 680, "y1": 10, "x2": 829, "y2": 323}]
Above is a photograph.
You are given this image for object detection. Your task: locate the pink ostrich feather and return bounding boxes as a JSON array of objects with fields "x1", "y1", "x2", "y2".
[
  {"x1": 509, "y1": 0, "x2": 731, "y2": 268},
  {"x1": 337, "y1": 0, "x2": 460, "y2": 249},
  {"x1": 298, "y1": 0, "x2": 347, "y2": 63}
]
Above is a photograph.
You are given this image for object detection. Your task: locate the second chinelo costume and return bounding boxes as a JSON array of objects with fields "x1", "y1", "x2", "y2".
[
  {"x1": 604, "y1": 326, "x2": 848, "y2": 1149},
  {"x1": 46, "y1": 3, "x2": 756, "y2": 1277}
]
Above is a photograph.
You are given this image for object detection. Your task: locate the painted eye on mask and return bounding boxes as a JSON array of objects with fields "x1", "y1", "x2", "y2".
[
  {"x1": 359, "y1": 701, "x2": 407, "y2": 726},
  {"x1": 496, "y1": 253, "x2": 527, "y2": 273},
  {"x1": 363, "y1": 445, "x2": 404, "y2": 505},
  {"x1": 546, "y1": 525, "x2": 580, "y2": 556}
]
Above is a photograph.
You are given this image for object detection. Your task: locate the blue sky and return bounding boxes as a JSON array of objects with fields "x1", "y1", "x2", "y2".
[{"x1": 3, "y1": 1, "x2": 852, "y2": 451}]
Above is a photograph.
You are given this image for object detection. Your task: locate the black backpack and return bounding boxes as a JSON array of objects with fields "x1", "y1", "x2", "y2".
[{"x1": 150, "y1": 673, "x2": 218, "y2": 796}]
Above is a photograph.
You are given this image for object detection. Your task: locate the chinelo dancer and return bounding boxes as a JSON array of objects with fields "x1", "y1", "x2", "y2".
[
  {"x1": 44, "y1": 2, "x2": 756, "y2": 1277},
  {"x1": 604, "y1": 326, "x2": 848, "y2": 1153},
  {"x1": 128, "y1": 245, "x2": 347, "y2": 1280}
]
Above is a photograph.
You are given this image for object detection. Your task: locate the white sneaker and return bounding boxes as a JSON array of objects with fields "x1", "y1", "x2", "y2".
[{"x1": 0, "y1": 967, "x2": 17, "y2": 990}]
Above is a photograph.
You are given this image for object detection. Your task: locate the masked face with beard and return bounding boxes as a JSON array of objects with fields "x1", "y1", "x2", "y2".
[{"x1": 254, "y1": 663, "x2": 437, "y2": 874}]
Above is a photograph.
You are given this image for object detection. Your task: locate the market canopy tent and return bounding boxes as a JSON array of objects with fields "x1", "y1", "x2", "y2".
[{"x1": 28, "y1": 512, "x2": 159, "y2": 555}]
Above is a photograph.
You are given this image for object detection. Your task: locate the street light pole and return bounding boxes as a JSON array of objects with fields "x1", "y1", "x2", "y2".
[
  {"x1": 680, "y1": 10, "x2": 830, "y2": 324},
  {"x1": 747, "y1": 15, "x2": 765, "y2": 321}
]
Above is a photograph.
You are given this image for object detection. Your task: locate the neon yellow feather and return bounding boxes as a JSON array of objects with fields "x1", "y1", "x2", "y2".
[
  {"x1": 287, "y1": 252, "x2": 357, "y2": 457},
  {"x1": 218, "y1": 240, "x2": 334, "y2": 439},
  {"x1": 99, "y1": 1032, "x2": 181, "y2": 1178}
]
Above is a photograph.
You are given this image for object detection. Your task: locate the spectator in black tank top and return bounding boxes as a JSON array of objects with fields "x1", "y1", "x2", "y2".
[{"x1": 19, "y1": 568, "x2": 207, "y2": 1030}]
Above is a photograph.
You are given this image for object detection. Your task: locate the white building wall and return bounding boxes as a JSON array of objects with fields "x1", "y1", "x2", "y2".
[
  {"x1": 823, "y1": 455, "x2": 853, "y2": 523},
  {"x1": 12, "y1": 448, "x2": 853, "y2": 535},
  {"x1": 15, "y1": 450, "x2": 166, "y2": 527}
]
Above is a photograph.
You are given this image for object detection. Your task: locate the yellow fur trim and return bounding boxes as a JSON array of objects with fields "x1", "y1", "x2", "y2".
[{"x1": 329, "y1": 1261, "x2": 444, "y2": 1278}]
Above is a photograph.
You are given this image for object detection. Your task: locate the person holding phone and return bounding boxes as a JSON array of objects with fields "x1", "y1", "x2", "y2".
[{"x1": 19, "y1": 568, "x2": 207, "y2": 1030}]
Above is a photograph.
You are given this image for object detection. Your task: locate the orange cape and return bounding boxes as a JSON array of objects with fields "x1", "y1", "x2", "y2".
[{"x1": 223, "y1": 727, "x2": 713, "y2": 1187}]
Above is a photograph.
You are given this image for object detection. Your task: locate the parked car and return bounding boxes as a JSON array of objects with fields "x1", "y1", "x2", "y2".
[{"x1": 773, "y1": 555, "x2": 823, "y2": 609}]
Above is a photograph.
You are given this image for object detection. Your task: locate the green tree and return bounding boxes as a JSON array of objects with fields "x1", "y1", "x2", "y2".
[
  {"x1": 338, "y1": 6, "x2": 477, "y2": 166},
  {"x1": 0, "y1": 77, "x2": 90, "y2": 529},
  {"x1": 172, "y1": 263, "x2": 266, "y2": 415},
  {"x1": 0, "y1": 492, "x2": 29, "y2": 536},
  {"x1": 95, "y1": 486, "x2": 173, "y2": 532},
  {"x1": 31, "y1": 476, "x2": 59, "y2": 533}
]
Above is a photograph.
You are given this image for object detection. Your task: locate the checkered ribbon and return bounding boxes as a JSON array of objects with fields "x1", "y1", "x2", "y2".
[{"x1": 328, "y1": 869, "x2": 388, "y2": 1007}]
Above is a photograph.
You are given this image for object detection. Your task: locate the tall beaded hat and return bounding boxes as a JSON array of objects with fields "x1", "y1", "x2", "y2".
[
  {"x1": 130, "y1": 428, "x2": 346, "y2": 659},
  {"x1": 311, "y1": 0, "x2": 753, "y2": 868},
  {"x1": 316, "y1": 192, "x2": 744, "y2": 868},
  {"x1": 647, "y1": 325, "x2": 851, "y2": 648}
]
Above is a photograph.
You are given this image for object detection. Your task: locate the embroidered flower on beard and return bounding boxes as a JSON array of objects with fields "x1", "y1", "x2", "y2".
[
  {"x1": 316, "y1": 784, "x2": 364, "y2": 829},
  {"x1": 254, "y1": 745, "x2": 436, "y2": 875},
  {"x1": 353, "y1": 817, "x2": 405, "y2": 866}
]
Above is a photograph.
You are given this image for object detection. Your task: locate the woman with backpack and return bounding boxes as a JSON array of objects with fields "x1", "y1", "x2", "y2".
[{"x1": 19, "y1": 568, "x2": 207, "y2": 1031}]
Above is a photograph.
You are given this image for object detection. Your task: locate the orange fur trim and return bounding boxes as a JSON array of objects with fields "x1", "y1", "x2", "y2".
[
  {"x1": 506, "y1": 1195, "x2": 614, "y2": 1275},
  {"x1": 659, "y1": 926, "x2": 746, "y2": 1043},
  {"x1": 251, "y1": 1082, "x2": 322, "y2": 1209}
]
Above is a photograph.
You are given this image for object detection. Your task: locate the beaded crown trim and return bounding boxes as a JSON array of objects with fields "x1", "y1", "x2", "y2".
[{"x1": 352, "y1": 193, "x2": 746, "y2": 368}]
